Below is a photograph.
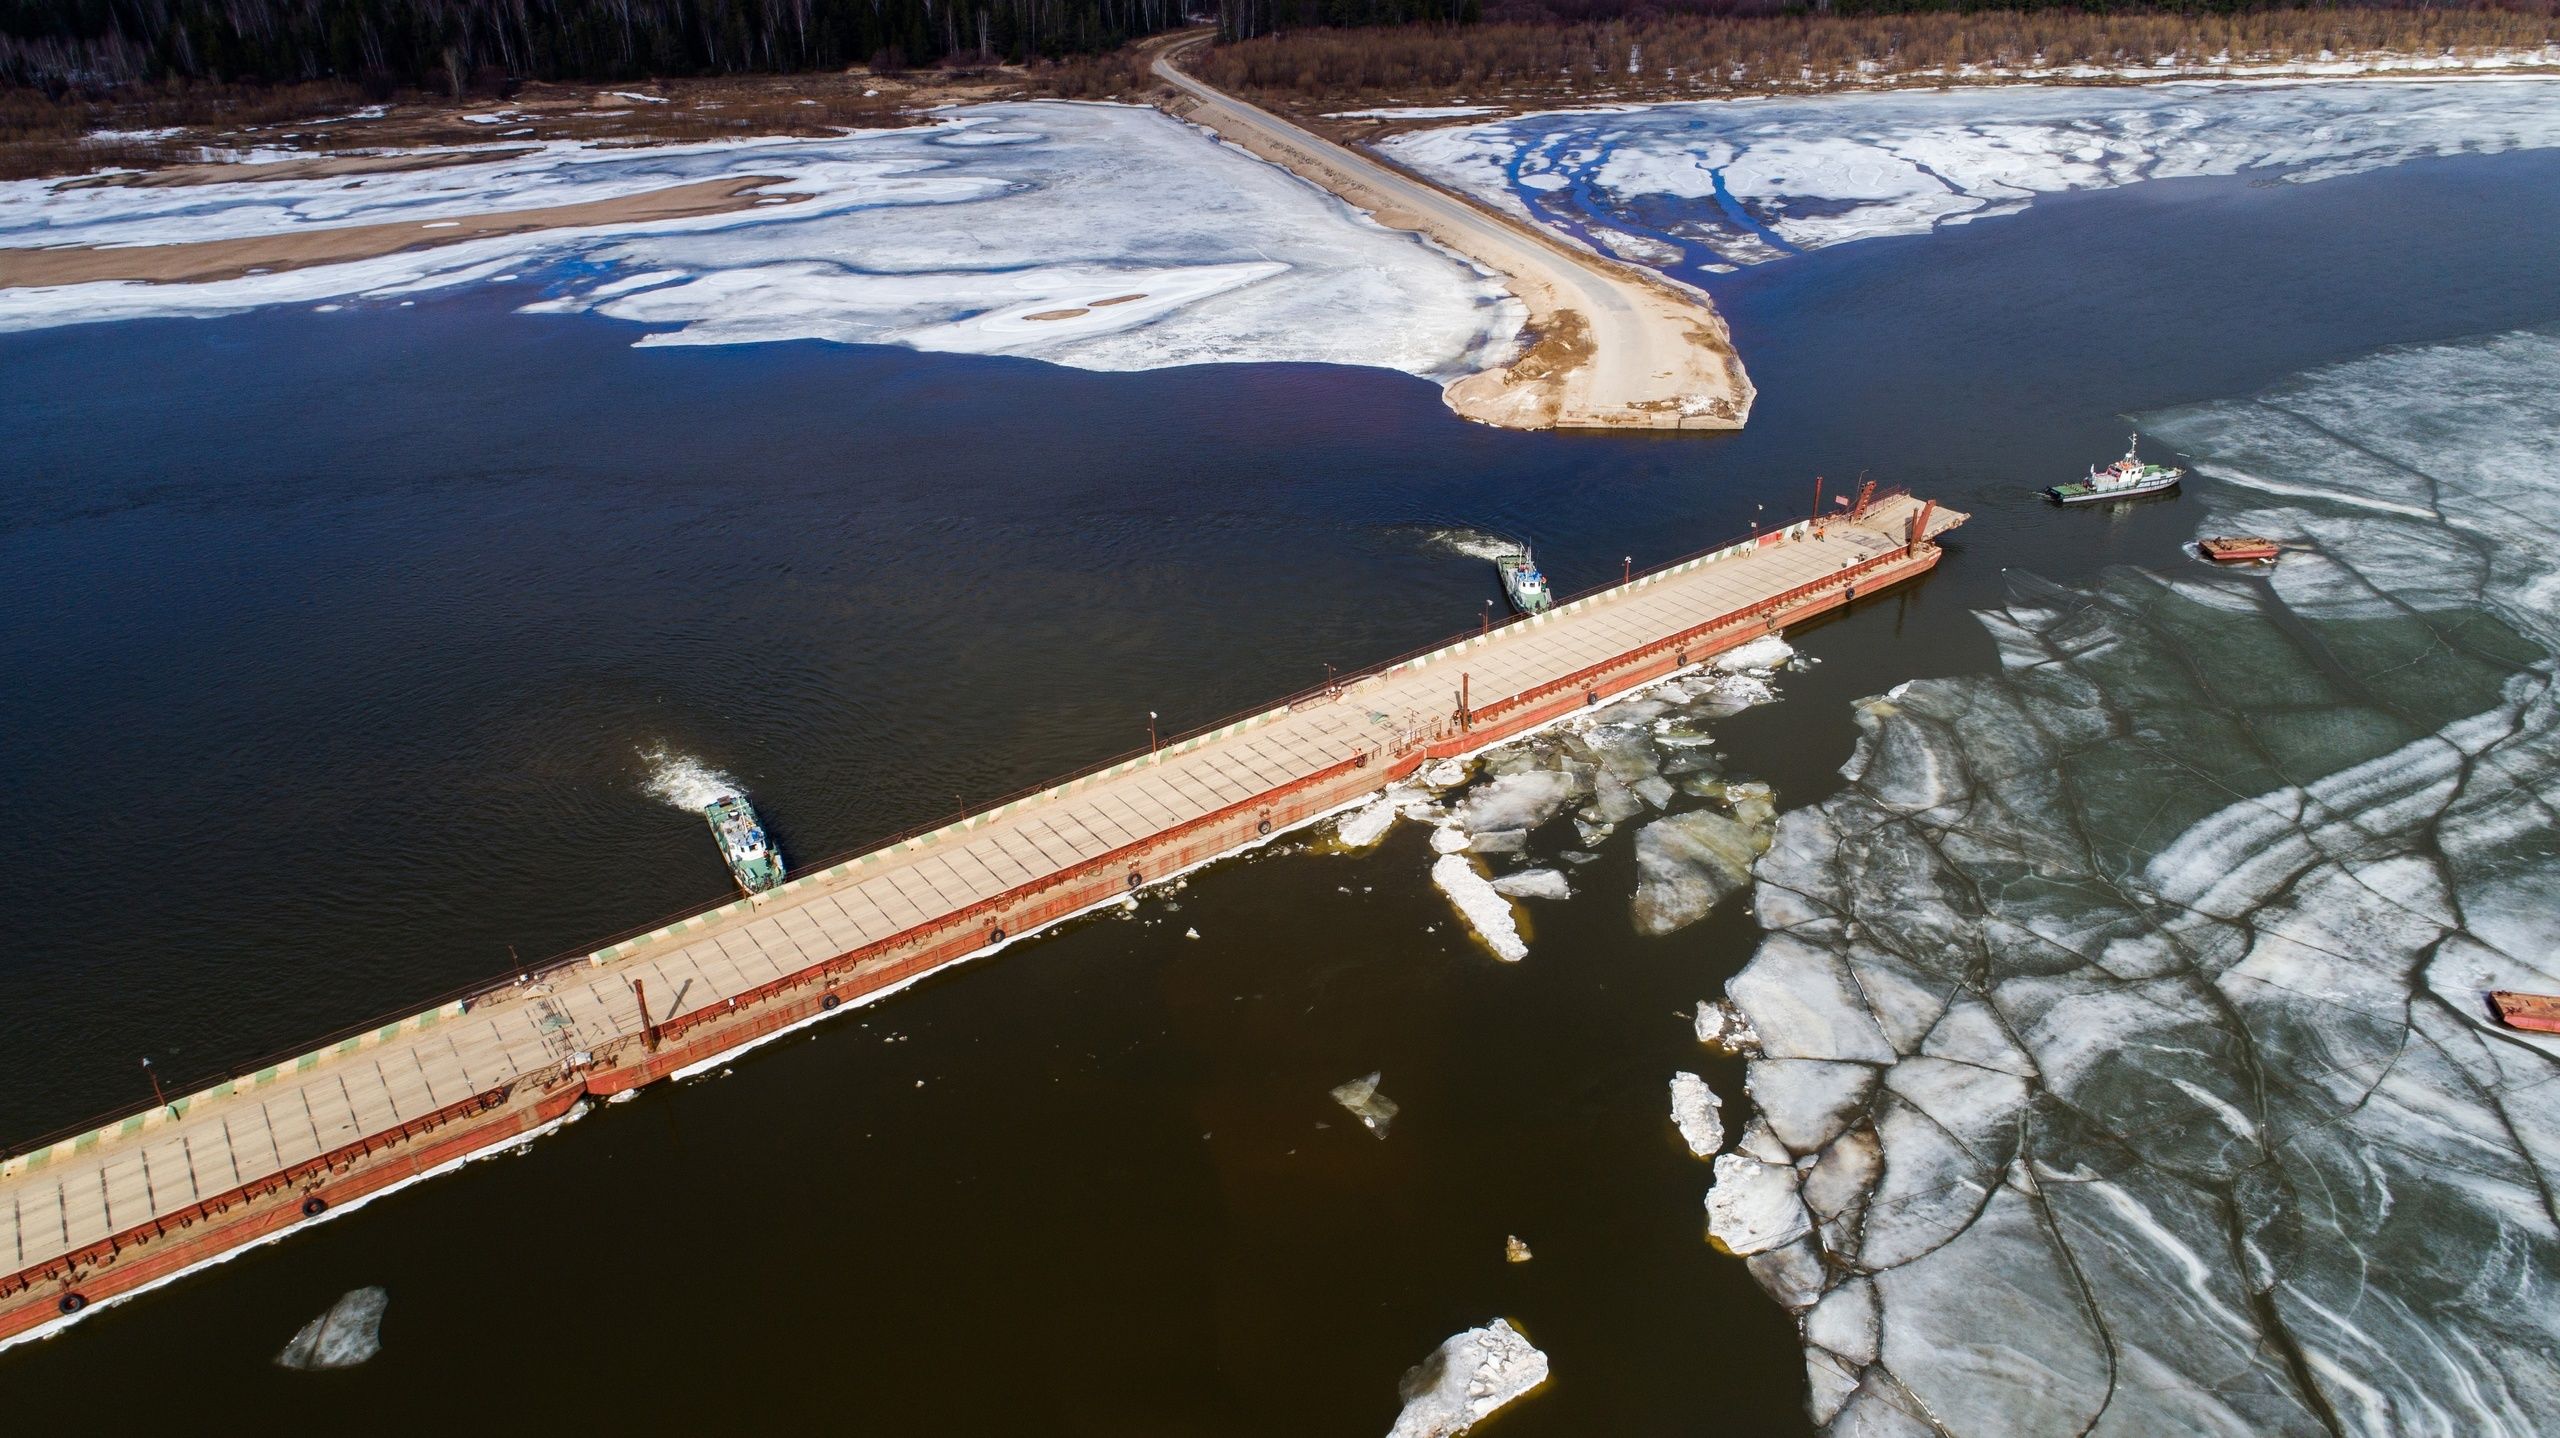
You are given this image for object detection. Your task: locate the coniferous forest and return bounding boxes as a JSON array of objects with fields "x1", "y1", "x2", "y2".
[{"x1": 2, "y1": 0, "x2": 1184, "y2": 89}]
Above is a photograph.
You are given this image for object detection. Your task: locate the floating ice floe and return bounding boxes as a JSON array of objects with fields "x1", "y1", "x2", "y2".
[
  {"x1": 0, "y1": 104, "x2": 1519, "y2": 381},
  {"x1": 1387, "y1": 79, "x2": 2560, "y2": 274},
  {"x1": 1705, "y1": 1150, "x2": 1812, "y2": 1258},
  {"x1": 1718, "y1": 325, "x2": 2560, "y2": 1434},
  {"x1": 1489, "y1": 868, "x2": 1569, "y2": 901},
  {"x1": 1330, "y1": 1071, "x2": 1401, "y2": 1137},
  {"x1": 1630, "y1": 807, "x2": 1773, "y2": 935},
  {"x1": 1386, "y1": 1318, "x2": 1551, "y2": 1438},
  {"x1": 1407, "y1": 660, "x2": 1795, "y2": 945},
  {"x1": 1695, "y1": 999, "x2": 1761, "y2": 1057},
  {"x1": 1669, "y1": 1071, "x2": 1725, "y2": 1157},
  {"x1": 1431, "y1": 854, "x2": 1528, "y2": 962},
  {"x1": 275, "y1": 1286, "x2": 388, "y2": 1370},
  {"x1": 1334, "y1": 793, "x2": 1403, "y2": 849}
]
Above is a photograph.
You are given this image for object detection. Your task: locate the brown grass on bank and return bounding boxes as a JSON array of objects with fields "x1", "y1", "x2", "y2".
[
  {"x1": 0, "y1": 64, "x2": 1159, "y2": 183},
  {"x1": 1190, "y1": 7, "x2": 2558, "y2": 114}
]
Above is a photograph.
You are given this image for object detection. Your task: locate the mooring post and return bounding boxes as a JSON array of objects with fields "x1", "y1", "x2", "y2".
[{"x1": 634, "y1": 978, "x2": 658, "y2": 1052}]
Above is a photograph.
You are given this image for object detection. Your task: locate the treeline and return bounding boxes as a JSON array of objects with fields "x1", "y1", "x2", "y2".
[
  {"x1": 1218, "y1": 0, "x2": 1477, "y2": 42},
  {"x1": 0, "y1": 0, "x2": 1185, "y2": 89},
  {"x1": 1194, "y1": 4, "x2": 2558, "y2": 98},
  {"x1": 1228, "y1": 0, "x2": 2560, "y2": 36}
]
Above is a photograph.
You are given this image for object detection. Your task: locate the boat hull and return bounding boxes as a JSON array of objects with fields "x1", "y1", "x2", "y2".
[{"x1": 2047, "y1": 478, "x2": 2179, "y2": 504}]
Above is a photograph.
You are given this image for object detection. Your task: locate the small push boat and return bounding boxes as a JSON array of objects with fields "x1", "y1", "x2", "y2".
[
  {"x1": 2047, "y1": 434, "x2": 2182, "y2": 504},
  {"x1": 704, "y1": 792, "x2": 786, "y2": 895},
  {"x1": 2199, "y1": 536, "x2": 2281, "y2": 564},
  {"x1": 2488, "y1": 991, "x2": 2560, "y2": 1035},
  {"x1": 1496, "y1": 546, "x2": 1553, "y2": 614}
]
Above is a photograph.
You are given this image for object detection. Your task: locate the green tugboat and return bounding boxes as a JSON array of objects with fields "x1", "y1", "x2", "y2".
[
  {"x1": 2047, "y1": 434, "x2": 2182, "y2": 504},
  {"x1": 704, "y1": 793, "x2": 785, "y2": 895}
]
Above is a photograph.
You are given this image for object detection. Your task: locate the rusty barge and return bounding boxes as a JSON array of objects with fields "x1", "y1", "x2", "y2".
[{"x1": 0, "y1": 492, "x2": 1966, "y2": 1347}]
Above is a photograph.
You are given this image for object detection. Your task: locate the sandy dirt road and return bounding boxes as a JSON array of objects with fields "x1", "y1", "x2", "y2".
[
  {"x1": 0, "y1": 174, "x2": 796, "y2": 288},
  {"x1": 1151, "y1": 33, "x2": 1753, "y2": 431}
]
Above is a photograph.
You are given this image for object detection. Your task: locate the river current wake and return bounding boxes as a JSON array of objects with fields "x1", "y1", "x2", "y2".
[{"x1": 639, "y1": 745, "x2": 739, "y2": 812}]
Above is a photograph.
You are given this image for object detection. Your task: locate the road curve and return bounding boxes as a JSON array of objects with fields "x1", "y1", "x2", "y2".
[{"x1": 1149, "y1": 32, "x2": 1753, "y2": 431}]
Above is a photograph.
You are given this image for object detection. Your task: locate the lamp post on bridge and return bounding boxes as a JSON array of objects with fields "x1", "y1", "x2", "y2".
[
  {"x1": 142, "y1": 1056, "x2": 169, "y2": 1115},
  {"x1": 1147, "y1": 711, "x2": 1158, "y2": 756}
]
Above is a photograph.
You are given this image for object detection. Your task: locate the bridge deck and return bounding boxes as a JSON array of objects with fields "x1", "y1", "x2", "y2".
[{"x1": 2, "y1": 497, "x2": 1954, "y2": 1280}]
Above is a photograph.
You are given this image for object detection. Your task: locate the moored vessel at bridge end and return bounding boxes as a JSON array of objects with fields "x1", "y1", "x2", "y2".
[
  {"x1": 707, "y1": 793, "x2": 784, "y2": 895},
  {"x1": 1497, "y1": 545, "x2": 1553, "y2": 614}
]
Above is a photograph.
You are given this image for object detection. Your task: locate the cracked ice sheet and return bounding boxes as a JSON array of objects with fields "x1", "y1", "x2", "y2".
[
  {"x1": 1718, "y1": 324, "x2": 2560, "y2": 1435},
  {"x1": 1383, "y1": 79, "x2": 2560, "y2": 271},
  {"x1": 0, "y1": 103, "x2": 1519, "y2": 378}
]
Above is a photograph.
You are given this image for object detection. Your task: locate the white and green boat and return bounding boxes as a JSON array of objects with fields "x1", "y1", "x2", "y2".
[
  {"x1": 2047, "y1": 434, "x2": 2182, "y2": 504},
  {"x1": 705, "y1": 793, "x2": 785, "y2": 895},
  {"x1": 1497, "y1": 545, "x2": 1553, "y2": 614}
]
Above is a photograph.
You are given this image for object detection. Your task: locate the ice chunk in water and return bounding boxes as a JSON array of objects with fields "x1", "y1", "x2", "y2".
[
  {"x1": 1631, "y1": 807, "x2": 1772, "y2": 935},
  {"x1": 1335, "y1": 794, "x2": 1400, "y2": 849},
  {"x1": 1490, "y1": 867, "x2": 1569, "y2": 900},
  {"x1": 1386, "y1": 1319, "x2": 1551, "y2": 1438},
  {"x1": 1432, "y1": 855, "x2": 1528, "y2": 961},
  {"x1": 1706, "y1": 1152, "x2": 1811, "y2": 1255},
  {"x1": 1695, "y1": 999, "x2": 1760, "y2": 1053},
  {"x1": 1716, "y1": 636, "x2": 1796, "y2": 673},
  {"x1": 1453, "y1": 769, "x2": 1581, "y2": 833},
  {"x1": 1717, "y1": 327, "x2": 2560, "y2": 1436},
  {"x1": 275, "y1": 1286, "x2": 388, "y2": 1370},
  {"x1": 1330, "y1": 1071, "x2": 1400, "y2": 1137},
  {"x1": 1670, "y1": 1070, "x2": 1725, "y2": 1156}
]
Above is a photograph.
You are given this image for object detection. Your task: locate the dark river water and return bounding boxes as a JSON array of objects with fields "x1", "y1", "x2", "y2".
[{"x1": 5, "y1": 148, "x2": 2559, "y2": 1429}]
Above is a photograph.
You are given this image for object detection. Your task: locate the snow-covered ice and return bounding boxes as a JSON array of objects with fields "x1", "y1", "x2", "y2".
[
  {"x1": 1670, "y1": 1070, "x2": 1725, "y2": 1157},
  {"x1": 1432, "y1": 854, "x2": 1528, "y2": 962},
  {"x1": 1334, "y1": 793, "x2": 1403, "y2": 849},
  {"x1": 1719, "y1": 324, "x2": 2560, "y2": 1434},
  {"x1": 1631, "y1": 806, "x2": 1772, "y2": 935},
  {"x1": 275, "y1": 1286, "x2": 388, "y2": 1370},
  {"x1": 1397, "y1": 659, "x2": 1795, "y2": 952},
  {"x1": 1386, "y1": 1318, "x2": 1551, "y2": 1438},
  {"x1": 0, "y1": 104, "x2": 1519, "y2": 379},
  {"x1": 1490, "y1": 868, "x2": 1569, "y2": 901},
  {"x1": 1386, "y1": 80, "x2": 2560, "y2": 274}
]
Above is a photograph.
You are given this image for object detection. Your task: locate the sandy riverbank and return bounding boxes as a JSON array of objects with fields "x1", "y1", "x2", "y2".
[
  {"x1": 0, "y1": 174, "x2": 796, "y2": 287},
  {"x1": 1149, "y1": 33, "x2": 1753, "y2": 432}
]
